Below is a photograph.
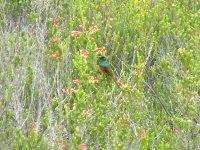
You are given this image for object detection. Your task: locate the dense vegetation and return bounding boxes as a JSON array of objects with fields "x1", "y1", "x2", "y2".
[{"x1": 0, "y1": 0, "x2": 199, "y2": 149}]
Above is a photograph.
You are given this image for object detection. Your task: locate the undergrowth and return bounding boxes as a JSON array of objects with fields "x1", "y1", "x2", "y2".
[{"x1": 0, "y1": 0, "x2": 199, "y2": 149}]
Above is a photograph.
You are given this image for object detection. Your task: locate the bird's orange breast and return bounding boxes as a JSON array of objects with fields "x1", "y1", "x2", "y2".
[{"x1": 99, "y1": 66, "x2": 113, "y2": 78}]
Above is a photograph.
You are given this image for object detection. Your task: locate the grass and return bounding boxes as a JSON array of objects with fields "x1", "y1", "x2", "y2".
[{"x1": 0, "y1": 0, "x2": 200, "y2": 149}]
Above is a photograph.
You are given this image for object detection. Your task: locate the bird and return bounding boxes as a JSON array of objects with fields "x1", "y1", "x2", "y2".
[
  {"x1": 97, "y1": 55, "x2": 121, "y2": 88},
  {"x1": 97, "y1": 55, "x2": 114, "y2": 78}
]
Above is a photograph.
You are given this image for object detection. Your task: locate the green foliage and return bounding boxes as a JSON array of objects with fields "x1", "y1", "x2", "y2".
[
  {"x1": 13, "y1": 127, "x2": 48, "y2": 150},
  {"x1": 0, "y1": 0, "x2": 199, "y2": 149}
]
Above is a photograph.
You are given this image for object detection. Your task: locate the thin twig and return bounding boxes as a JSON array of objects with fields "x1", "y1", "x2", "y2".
[{"x1": 144, "y1": 80, "x2": 170, "y2": 115}]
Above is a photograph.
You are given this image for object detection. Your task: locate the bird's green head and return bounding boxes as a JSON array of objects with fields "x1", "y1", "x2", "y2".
[{"x1": 97, "y1": 55, "x2": 110, "y2": 67}]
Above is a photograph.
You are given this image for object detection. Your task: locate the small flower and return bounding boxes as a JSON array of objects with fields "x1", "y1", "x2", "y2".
[
  {"x1": 88, "y1": 76, "x2": 98, "y2": 84},
  {"x1": 70, "y1": 88, "x2": 77, "y2": 94},
  {"x1": 48, "y1": 98, "x2": 57, "y2": 103},
  {"x1": 31, "y1": 122, "x2": 37, "y2": 129},
  {"x1": 62, "y1": 89, "x2": 69, "y2": 94},
  {"x1": 96, "y1": 47, "x2": 106, "y2": 55},
  {"x1": 28, "y1": 122, "x2": 38, "y2": 137},
  {"x1": 62, "y1": 88, "x2": 77, "y2": 94},
  {"x1": 48, "y1": 98, "x2": 59, "y2": 110},
  {"x1": 80, "y1": 49, "x2": 89, "y2": 57},
  {"x1": 53, "y1": 17, "x2": 62, "y2": 28},
  {"x1": 50, "y1": 50, "x2": 60, "y2": 58},
  {"x1": 73, "y1": 79, "x2": 82, "y2": 85},
  {"x1": 79, "y1": 24, "x2": 86, "y2": 30},
  {"x1": 80, "y1": 143, "x2": 87, "y2": 150},
  {"x1": 71, "y1": 31, "x2": 81, "y2": 37},
  {"x1": 97, "y1": 4, "x2": 103, "y2": 9},
  {"x1": 140, "y1": 129, "x2": 147, "y2": 138},
  {"x1": 80, "y1": 49, "x2": 89, "y2": 62},
  {"x1": 88, "y1": 76, "x2": 95, "y2": 81},
  {"x1": 89, "y1": 24, "x2": 99, "y2": 34},
  {"x1": 49, "y1": 38, "x2": 60, "y2": 43},
  {"x1": 83, "y1": 109, "x2": 94, "y2": 117}
]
